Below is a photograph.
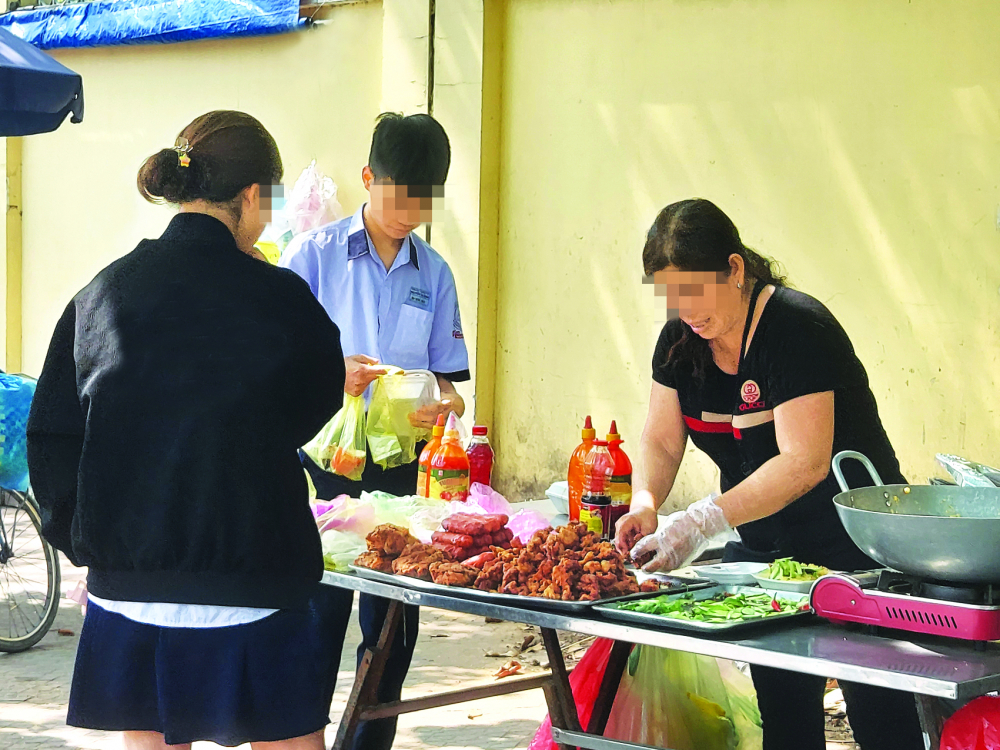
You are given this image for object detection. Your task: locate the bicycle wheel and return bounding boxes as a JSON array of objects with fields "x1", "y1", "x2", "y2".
[{"x1": 0, "y1": 488, "x2": 61, "y2": 652}]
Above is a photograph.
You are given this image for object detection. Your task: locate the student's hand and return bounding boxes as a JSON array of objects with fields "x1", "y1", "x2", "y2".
[
  {"x1": 409, "y1": 393, "x2": 466, "y2": 430},
  {"x1": 344, "y1": 355, "x2": 388, "y2": 397}
]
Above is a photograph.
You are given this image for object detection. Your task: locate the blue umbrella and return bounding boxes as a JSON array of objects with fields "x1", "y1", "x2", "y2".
[{"x1": 0, "y1": 26, "x2": 83, "y2": 136}]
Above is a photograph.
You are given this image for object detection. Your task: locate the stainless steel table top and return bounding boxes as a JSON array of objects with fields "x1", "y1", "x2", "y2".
[{"x1": 322, "y1": 570, "x2": 1000, "y2": 700}]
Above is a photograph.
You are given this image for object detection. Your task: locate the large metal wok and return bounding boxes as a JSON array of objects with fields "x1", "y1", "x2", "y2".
[{"x1": 832, "y1": 451, "x2": 1000, "y2": 585}]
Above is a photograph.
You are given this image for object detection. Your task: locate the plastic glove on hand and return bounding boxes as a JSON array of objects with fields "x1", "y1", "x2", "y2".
[{"x1": 629, "y1": 494, "x2": 729, "y2": 573}]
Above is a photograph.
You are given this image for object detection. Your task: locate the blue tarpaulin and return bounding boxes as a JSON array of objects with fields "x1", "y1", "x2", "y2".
[
  {"x1": 0, "y1": 0, "x2": 304, "y2": 50},
  {"x1": 0, "y1": 26, "x2": 83, "y2": 135}
]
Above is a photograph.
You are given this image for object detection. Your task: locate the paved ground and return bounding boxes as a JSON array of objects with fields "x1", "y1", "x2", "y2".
[{"x1": 1, "y1": 556, "x2": 857, "y2": 750}]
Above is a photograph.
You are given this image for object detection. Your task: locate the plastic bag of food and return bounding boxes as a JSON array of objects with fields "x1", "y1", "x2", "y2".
[
  {"x1": 366, "y1": 370, "x2": 436, "y2": 469},
  {"x1": 604, "y1": 646, "x2": 762, "y2": 750},
  {"x1": 0, "y1": 373, "x2": 36, "y2": 492},
  {"x1": 321, "y1": 529, "x2": 367, "y2": 572},
  {"x1": 941, "y1": 695, "x2": 1000, "y2": 750},
  {"x1": 303, "y1": 395, "x2": 367, "y2": 481},
  {"x1": 529, "y1": 638, "x2": 616, "y2": 750},
  {"x1": 315, "y1": 495, "x2": 377, "y2": 536}
]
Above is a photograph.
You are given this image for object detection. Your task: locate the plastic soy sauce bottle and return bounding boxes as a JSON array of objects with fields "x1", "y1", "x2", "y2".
[
  {"x1": 467, "y1": 425, "x2": 494, "y2": 488},
  {"x1": 429, "y1": 413, "x2": 470, "y2": 502},
  {"x1": 580, "y1": 439, "x2": 615, "y2": 539},
  {"x1": 568, "y1": 416, "x2": 596, "y2": 521},
  {"x1": 417, "y1": 414, "x2": 447, "y2": 497}
]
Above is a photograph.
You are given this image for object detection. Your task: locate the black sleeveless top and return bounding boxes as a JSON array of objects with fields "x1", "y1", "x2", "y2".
[{"x1": 652, "y1": 285, "x2": 903, "y2": 569}]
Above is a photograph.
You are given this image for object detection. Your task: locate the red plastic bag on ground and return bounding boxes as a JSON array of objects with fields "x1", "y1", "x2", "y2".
[
  {"x1": 528, "y1": 638, "x2": 615, "y2": 750},
  {"x1": 942, "y1": 696, "x2": 1000, "y2": 750}
]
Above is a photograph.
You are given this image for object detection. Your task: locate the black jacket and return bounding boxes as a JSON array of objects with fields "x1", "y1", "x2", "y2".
[{"x1": 27, "y1": 213, "x2": 345, "y2": 609}]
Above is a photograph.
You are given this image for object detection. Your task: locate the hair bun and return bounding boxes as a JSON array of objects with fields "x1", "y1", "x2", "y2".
[{"x1": 137, "y1": 148, "x2": 194, "y2": 204}]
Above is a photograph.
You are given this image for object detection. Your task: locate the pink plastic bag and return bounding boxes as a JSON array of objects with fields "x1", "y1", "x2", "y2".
[
  {"x1": 313, "y1": 495, "x2": 376, "y2": 536},
  {"x1": 528, "y1": 638, "x2": 616, "y2": 750},
  {"x1": 942, "y1": 696, "x2": 1000, "y2": 750}
]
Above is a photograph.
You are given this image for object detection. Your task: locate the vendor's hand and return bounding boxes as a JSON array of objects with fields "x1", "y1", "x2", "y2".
[
  {"x1": 614, "y1": 506, "x2": 658, "y2": 558},
  {"x1": 344, "y1": 354, "x2": 388, "y2": 397},
  {"x1": 629, "y1": 494, "x2": 729, "y2": 573},
  {"x1": 408, "y1": 393, "x2": 465, "y2": 430}
]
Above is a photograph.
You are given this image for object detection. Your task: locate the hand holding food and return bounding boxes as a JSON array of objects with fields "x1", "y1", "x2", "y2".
[
  {"x1": 613, "y1": 505, "x2": 658, "y2": 557},
  {"x1": 629, "y1": 494, "x2": 729, "y2": 573}
]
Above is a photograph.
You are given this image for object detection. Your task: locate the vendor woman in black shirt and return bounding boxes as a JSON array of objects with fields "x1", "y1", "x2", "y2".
[{"x1": 614, "y1": 199, "x2": 923, "y2": 750}]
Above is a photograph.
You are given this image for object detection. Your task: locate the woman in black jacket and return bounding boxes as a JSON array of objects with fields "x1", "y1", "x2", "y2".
[{"x1": 27, "y1": 111, "x2": 348, "y2": 750}]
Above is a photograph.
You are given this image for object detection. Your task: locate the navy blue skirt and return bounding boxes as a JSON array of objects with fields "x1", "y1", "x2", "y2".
[{"x1": 68, "y1": 586, "x2": 353, "y2": 746}]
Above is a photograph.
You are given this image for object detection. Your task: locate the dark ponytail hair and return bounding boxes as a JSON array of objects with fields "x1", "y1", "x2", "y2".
[
  {"x1": 643, "y1": 199, "x2": 788, "y2": 378},
  {"x1": 137, "y1": 110, "x2": 282, "y2": 205}
]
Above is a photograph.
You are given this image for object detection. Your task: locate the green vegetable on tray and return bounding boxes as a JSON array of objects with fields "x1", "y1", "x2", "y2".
[
  {"x1": 762, "y1": 557, "x2": 829, "y2": 582},
  {"x1": 615, "y1": 592, "x2": 806, "y2": 623}
]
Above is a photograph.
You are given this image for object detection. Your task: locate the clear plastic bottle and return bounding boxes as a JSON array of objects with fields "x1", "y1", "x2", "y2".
[
  {"x1": 467, "y1": 425, "x2": 494, "y2": 488},
  {"x1": 580, "y1": 440, "x2": 615, "y2": 539},
  {"x1": 568, "y1": 416, "x2": 596, "y2": 521}
]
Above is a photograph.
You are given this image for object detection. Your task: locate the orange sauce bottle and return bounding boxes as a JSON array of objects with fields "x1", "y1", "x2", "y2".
[
  {"x1": 568, "y1": 416, "x2": 596, "y2": 521},
  {"x1": 429, "y1": 414, "x2": 470, "y2": 502},
  {"x1": 417, "y1": 414, "x2": 447, "y2": 497}
]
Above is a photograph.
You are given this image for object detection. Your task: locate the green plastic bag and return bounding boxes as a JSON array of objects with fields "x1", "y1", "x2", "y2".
[
  {"x1": 605, "y1": 646, "x2": 763, "y2": 750},
  {"x1": 366, "y1": 370, "x2": 435, "y2": 469},
  {"x1": 303, "y1": 394, "x2": 367, "y2": 481}
]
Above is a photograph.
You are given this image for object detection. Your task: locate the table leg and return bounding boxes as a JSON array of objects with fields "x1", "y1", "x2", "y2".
[
  {"x1": 915, "y1": 694, "x2": 953, "y2": 750},
  {"x1": 587, "y1": 641, "x2": 631, "y2": 735},
  {"x1": 540, "y1": 627, "x2": 582, "y2": 750},
  {"x1": 332, "y1": 598, "x2": 404, "y2": 750}
]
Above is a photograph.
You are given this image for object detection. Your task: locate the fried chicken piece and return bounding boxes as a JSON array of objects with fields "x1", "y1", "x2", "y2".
[
  {"x1": 354, "y1": 551, "x2": 396, "y2": 573},
  {"x1": 392, "y1": 542, "x2": 449, "y2": 580},
  {"x1": 366, "y1": 524, "x2": 415, "y2": 556},
  {"x1": 429, "y1": 561, "x2": 478, "y2": 587},
  {"x1": 639, "y1": 579, "x2": 661, "y2": 593}
]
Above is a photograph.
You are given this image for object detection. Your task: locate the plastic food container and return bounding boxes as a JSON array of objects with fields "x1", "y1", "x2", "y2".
[{"x1": 545, "y1": 481, "x2": 570, "y2": 516}]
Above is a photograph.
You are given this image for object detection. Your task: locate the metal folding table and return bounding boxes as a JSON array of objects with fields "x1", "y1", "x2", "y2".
[{"x1": 322, "y1": 570, "x2": 1000, "y2": 750}]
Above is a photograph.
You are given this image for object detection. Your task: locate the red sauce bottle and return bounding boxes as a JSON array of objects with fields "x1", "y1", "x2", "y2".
[
  {"x1": 606, "y1": 420, "x2": 633, "y2": 531},
  {"x1": 467, "y1": 425, "x2": 494, "y2": 488}
]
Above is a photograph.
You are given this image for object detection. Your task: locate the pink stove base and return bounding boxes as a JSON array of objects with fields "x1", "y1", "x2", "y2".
[{"x1": 810, "y1": 575, "x2": 1000, "y2": 641}]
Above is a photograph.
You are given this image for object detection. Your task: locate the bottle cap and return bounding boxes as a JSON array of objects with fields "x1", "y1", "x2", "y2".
[
  {"x1": 582, "y1": 415, "x2": 596, "y2": 440},
  {"x1": 592, "y1": 439, "x2": 609, "y2": 447},
  {"x1": 607, "y1": 420, "x2": 622, "y2": 443},
  {"x1": 472, "y1": 425, "x2": 488, "y2": 436},
  {"x1": 431, "y1": 413, "x2": 446, "y2": 437}
]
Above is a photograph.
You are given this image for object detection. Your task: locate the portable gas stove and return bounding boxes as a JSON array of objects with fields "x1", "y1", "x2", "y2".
[{"x1": 810, "y1": 571, "x2": 1000, "y2": 642}]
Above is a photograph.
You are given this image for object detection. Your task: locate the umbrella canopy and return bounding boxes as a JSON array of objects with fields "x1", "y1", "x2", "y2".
[{"x1": 0, "y1": 26, "x2": 83, "y2": 136}]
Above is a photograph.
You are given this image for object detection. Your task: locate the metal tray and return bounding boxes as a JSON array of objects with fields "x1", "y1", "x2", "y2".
[
  {"x1": 348, "y1": 565, "x2": 709, "y2": 613},
  {"x1": 594, "y1": 584, "x2": 813, "y2": 635}
]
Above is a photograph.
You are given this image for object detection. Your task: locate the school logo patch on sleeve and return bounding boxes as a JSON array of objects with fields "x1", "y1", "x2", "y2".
[{"x1": 452, "y1": 304, "x2": 464, "y2": 339}]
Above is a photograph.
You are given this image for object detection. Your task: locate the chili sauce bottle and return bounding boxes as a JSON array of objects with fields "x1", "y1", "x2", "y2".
[
  {"x1": 417, "y1": 414, "x2": 446, "y2": 497},
  {"x1": 429, "y1": 413, "x2": 470, "y2": 502},
  {"x1": 568, "y1": 415, "x2": 596, "y2": 521},
  {"x1": 606, "y1": 420, "x2": 633, "y2": 531}
]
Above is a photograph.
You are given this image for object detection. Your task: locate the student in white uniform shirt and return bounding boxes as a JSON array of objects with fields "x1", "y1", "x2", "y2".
[{"x1": 279, "y1": 112, "x2": 470, "y2": 750}]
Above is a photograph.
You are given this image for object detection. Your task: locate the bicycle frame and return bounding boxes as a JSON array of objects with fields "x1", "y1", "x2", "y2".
[{"x1": 0, "y1": 490, "x2": 28, "y2": 564}]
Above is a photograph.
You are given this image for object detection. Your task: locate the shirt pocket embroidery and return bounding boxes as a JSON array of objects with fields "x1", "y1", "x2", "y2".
[{"x1": 388, "y1": 303, "x2": 434, "y2": 365}]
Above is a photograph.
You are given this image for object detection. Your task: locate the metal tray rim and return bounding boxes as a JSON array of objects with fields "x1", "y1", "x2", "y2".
[
  {"x1": 593, "y1": 584, "x2": 813, "y2": 635},
  {"x1": 347, "y1": 566, "x2": 710, "y2": 612}
]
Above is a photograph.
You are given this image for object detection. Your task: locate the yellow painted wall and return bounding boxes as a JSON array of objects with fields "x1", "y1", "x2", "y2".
[
  {"x1": 493, "y1": 0, "x2": 1000, "y2": 503},
  {"x1": 19, "y1": 3, "x2": 384, "y2": 375}
]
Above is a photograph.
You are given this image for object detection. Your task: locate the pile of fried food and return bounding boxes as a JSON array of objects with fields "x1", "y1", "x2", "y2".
[{"x1": 354, "y1": 521, "x2": 659, "y2": 601}]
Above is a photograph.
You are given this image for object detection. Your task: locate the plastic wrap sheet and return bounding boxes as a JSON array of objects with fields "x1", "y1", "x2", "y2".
[{"x1": 0, "y1": 0, "x2": 304, "y2": 50}]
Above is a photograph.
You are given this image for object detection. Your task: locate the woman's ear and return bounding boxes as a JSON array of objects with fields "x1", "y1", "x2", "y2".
[{"x1": 729, "y1": 253, "x2": 746, "y2": 286}]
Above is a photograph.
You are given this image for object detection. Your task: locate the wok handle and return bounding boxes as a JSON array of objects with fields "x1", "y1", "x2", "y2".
[{"x1": 832, "y1": 451, "x2": 884, "y2": 492}]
